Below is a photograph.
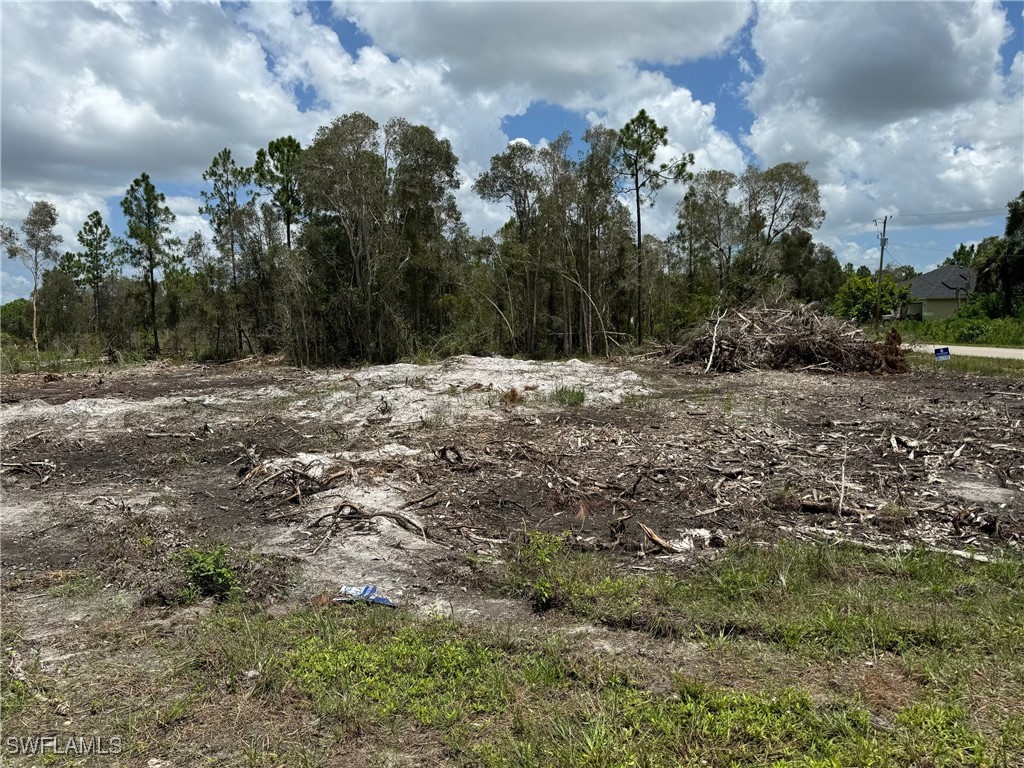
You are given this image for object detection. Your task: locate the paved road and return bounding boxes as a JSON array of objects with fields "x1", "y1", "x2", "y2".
[{"x1": 906, "y1": 344, "x2": 1024, "y2": 360}]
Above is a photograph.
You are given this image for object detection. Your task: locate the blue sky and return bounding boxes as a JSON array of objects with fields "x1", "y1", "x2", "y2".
[{"x1": 2, "y1": 1, "x2": 1022, "y2": 303}]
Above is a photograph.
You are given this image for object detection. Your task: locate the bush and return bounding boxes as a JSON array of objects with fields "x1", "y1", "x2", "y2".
[
  {"x1": 177, "y1": 545, "x2": 240, "y2": 602},
  {"x1": 894, "y1": 315, "x2": 1024, "y2": 347}
]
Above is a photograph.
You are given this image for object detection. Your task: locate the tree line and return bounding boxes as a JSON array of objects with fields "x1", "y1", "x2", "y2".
[{"x1": 2, "y1": 110, "x2": 1021, "y2": 365}]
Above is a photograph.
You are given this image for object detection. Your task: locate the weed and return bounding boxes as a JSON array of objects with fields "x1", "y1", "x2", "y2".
[
  {"x1": 191, "y1": 604, "x2": 1008, "y2": 766},
  {"x1": 492, "y1": 534, "x2": 1024, "y2": 664},
  {"x1": 552, "y1": 385, "x2": 585, "y2": 407},
  {"x1": 618, "y1": 392, "x2": 654, "y2": 408},
  {"x1": 46, "y1": 573, "x2": 104, "y2": 599},
  {"x1": 177, "y1": 545, "x2": 240, "y2": 603},
  {"x1": 420, "y1": 399, "x2": 454, "y2": 429},
  {"x1": 892, "y1": 315, "x2": 1024, "y2": 348}
]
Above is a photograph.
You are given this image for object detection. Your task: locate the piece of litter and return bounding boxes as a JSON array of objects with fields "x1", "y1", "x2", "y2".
[{"x1": 334, "y1": 585, "x2": 398, "y2": 608}]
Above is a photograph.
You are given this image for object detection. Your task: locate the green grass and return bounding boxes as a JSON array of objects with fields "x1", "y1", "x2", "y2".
[
  {"x1": 906, "y1": 352, "x2": 1024, "y2": 378},
  {"x1": 45, "y1": 573, "x2": 104, "y2": 599},
  {"x1": 492, "y1": 534, "x2": 1023, "y2": 658},
  {"x1": 0, "y1": 338, "x2": 149, "y2": 374},
  {"x1": 552, "y1": 385, "x2": 586, "y2": 407},
  {"x1": 5, "y1": 538, "x2": 1022, "y2": 765},
  {"x1": 618, "y1": 392, "x2": 656, "y2": 409},
  {"x1": 189, "y1": 603, "x2": 1012, "y2": 767}
]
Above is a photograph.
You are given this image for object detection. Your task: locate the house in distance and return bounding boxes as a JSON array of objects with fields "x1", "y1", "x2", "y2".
[{"x1": 904, "y1": 265, "x2": 977, "y2": 320}]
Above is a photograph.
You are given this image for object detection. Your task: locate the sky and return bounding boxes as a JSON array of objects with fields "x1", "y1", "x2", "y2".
[{"x1": 1, "y1": 0, "x2": 1022, "y2": 303}]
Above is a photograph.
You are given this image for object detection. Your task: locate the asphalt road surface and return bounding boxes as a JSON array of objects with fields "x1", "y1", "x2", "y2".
[{"x1": 907, "y1": 344, "x2": 1024, "y2": 360}]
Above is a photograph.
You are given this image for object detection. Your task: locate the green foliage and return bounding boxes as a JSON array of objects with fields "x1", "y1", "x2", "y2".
[
  {"x1": 0, "y1": 298, "x2": 32, "y2": 340},
  {"x1": 177, "y1": 545, "x2": 240, "y2": 603},
  {"x1": 777, "y1": 229, "x2": 843, "y2": 303},
  {"x1": 254, "y1": 136, "x2": 303, "y2": 250},
  {"x1": 552, "y1": 385, "x2": 585, "y2": 407},
  {"x1": 894, "y1": 308, "x2": 1024, "y2": 347},
  {"x1": 118, "y1": 172, "x2": 179, "y2": 354},
  {"x1": 10, "y1": 124, "x2": 1013, "y2": 366},
  {"x1": 832, "y1": 272, "x2": 910, "y2": 322},
  {"x1": 61, "y1": 211, "x2": 115, "y2": 309},
  {"x1": 906, "y1": 351, "x2": 1024, "y2": 378}
]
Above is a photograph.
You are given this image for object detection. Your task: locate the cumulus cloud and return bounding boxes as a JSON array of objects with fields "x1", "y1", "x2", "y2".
[
  {"x1": 237, "y1": 3, "x2": 753, "y2": 238},
  {"x1": 747, "y1": 3, "x2": 1008, "y2": 127},
  {"x1": 0, "y1": 274, "x2": 32, "y2": 305},
  {"x1": 1, "y1": 1, "x2": 306, "y2": 193},
  {"x1": 744, "y1": 1, "x2": 1023, "y2": 241},
  {"x1": 335, "y1": 1, "x2": 753, "y2": 101},
  {"x1": 3, "y1": 0, "x2": 1015, "y2": 299}
]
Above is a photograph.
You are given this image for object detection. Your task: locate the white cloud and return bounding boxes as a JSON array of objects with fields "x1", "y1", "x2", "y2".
[
  {"x1": 747, "y1": 2, "x2": 1007, "y2": 127},
  {"x1": 238, "y1": 3, "x2": 752, "y2": 238},
  {"x1": 2, "y1": 0, "x2": 1015, "y2": 292},
  {"x1": 0, "y1": 273, "x2": 32, "y2": 305},
  {"x1": 165, "y1": 196, "x2": 215, "y2": 246},
  {"x1": 1, "y1": 1, "x2": 308, "y2": 193},
  {"x1": 744, "y1": 2, "x2": 1023, "y2": 241},
  {"x1": 335, "y1": 1, "x2": 753, "y2": 101}
]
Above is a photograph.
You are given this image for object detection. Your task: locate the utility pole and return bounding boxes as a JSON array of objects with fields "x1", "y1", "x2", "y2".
[{"x1": 874, "y1": 215, "x2": 889, "y2": 326}]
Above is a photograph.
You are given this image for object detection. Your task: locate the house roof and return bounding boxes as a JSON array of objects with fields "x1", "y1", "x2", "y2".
[{"x1": 908, "y1": 265, "x2": 977, "y2": 301}]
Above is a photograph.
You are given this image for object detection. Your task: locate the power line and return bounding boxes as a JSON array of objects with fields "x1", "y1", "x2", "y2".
[
  {"x1": 891, "y1": 208, "x2": 1004, "y2": 218},
  {"x1": 818, "y1": 221, "x2": 876, "y2": 246},
  {"x1": 887, "y1": 241, "x2": 951, "y2": 254}
]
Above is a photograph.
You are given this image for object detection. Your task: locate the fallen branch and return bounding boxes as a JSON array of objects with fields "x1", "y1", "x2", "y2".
[
  {"x1": 638, "y1": 522, "x2": 678, "y2": 554},
  {"x1": 313, "y1": 502, "x2": 428, "y2": 539}
]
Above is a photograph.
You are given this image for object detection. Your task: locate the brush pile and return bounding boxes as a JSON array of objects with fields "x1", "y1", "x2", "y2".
[{"x1": 661, "y1": 303, "x2": 907, "y2": 373}]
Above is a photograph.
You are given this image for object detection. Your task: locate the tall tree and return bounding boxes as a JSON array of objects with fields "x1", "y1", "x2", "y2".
[
  {"x1": 119, "y1": 172, "x2": 178, "y2": 354},
  {"x1": 616, "y1": 109, "x2": 694, "y2": 344},
  {"x1": 777, "y1": 229, "x2": 843, "y2": 303},
  {"x1": 61, "y1": 210, "x2": 115, "y2": 336},
  {"x1": 737, "y1": 162, "x2": 825, "y2": 275},
  {"x1": 1, "y1": 201, "x2": 63, "y2": 359},
  {"x1": 474, "y1": 141, "x2": 542, "y2": 351},
  {"x1": 678, "y1": 169, "x2": 742, "y2": 292},
  {"x1": 253, "y1": 136, "x2": 303, "y2": 251},
  {"x1": 200, "y1": 148, "x2": 253, "y2": 353},
  {"x1": 385, "y1": 118, "x2": 461, "y2": 338},
  {"x1": 298, "y1": 112, "x2": 389, "y2": 360}
]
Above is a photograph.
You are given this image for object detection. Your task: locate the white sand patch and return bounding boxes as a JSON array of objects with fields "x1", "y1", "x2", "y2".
[
  {"x1": 301, "y1": 354, "x2": 652, "y2": 429},
  {"x1": 0, "y1": 388, "x2": 284, "y2": 440},
  {"x1": 254, "y1": 476, "x2": 438, "y2": 601},
  {"x1": 0, "y1": 356, "x2": 651, "y2": 441}
]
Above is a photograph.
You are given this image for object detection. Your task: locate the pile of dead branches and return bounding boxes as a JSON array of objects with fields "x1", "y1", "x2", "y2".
[{"x1": 660, "y1": 303, "x2": 907, "y2": 374}]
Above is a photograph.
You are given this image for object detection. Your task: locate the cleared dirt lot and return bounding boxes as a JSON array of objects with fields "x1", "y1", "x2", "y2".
[{"x1": 1, "y1": 356, "x2": 1022, "y2": 765}]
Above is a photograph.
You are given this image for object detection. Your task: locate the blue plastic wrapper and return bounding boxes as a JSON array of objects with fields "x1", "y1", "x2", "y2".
[{"x1": 334, "y1": 585, "x2": 398, "y2": 608}]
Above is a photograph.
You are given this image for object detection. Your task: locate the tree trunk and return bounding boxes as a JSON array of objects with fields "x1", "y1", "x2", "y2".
[
  {"x1": 634, "y1": 179, "x2": 643, "y2": 346},
  {"x1": 31, "y1": 257, "x2": 39, "y2": 364},
  {"x1": 149, "y1": 266, "x2": 160, "y2": 355}
]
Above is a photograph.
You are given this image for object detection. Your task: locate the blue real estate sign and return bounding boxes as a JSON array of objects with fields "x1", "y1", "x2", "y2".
[{"x1": 934, "y1": 347, "x2": 951, "y2": 361}]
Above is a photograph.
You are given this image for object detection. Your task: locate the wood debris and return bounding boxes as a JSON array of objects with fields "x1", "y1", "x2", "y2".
[{"x1": 658, "y1": 302, "x2": 907, "y2": 374}]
